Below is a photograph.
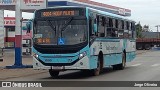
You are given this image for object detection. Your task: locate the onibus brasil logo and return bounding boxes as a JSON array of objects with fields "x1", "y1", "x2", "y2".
[{"x1": 2, "y1": 82, "x2": 42, "y2": 87}]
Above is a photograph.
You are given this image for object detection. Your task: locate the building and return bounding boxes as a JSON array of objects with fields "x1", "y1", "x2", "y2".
[
  {"x1": 0, "y1": 0, "x2": 131, "y2": 16},
  {"x1": 4, "y1": 17, "x2": 15, "y2": 48},
  {"x1": 4, "y1": 17, "x2": 32, "y2": 48}
]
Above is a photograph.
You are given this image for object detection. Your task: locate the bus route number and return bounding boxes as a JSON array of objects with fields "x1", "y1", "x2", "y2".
[{"x1": 42, "y1": 12, "x2": 52, "y2": 17}]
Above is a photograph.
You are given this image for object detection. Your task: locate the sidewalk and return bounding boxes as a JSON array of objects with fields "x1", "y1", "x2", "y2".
[
  {"x1": 0, "y1": 49, "x2": 32, "y2": 67},
  {"x1": 0, "y1": 49, "x2": 48, "y2": 80}
]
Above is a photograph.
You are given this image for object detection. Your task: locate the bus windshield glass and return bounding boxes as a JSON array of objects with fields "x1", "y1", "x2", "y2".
[{"x1": 33, "y1": 18, "x2": 87, "y2": 45}]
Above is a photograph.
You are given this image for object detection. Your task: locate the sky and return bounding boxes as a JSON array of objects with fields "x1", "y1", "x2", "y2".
[
  {"x1": 4, "y1": 0, "x2": 160, "y2": 31},
  {"x1": 93, "y1": 0, "x2": 160, "y2": 31}
]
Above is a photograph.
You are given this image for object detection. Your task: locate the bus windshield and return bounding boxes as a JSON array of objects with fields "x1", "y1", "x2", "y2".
[{"x1": 33, "y1": 18, "x2": 87, "y2": 45}]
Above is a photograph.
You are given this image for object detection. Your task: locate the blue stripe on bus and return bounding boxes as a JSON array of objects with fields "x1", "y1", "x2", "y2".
[
  {"x1": 104, "y1": 53, "x2": 122, "y2": 66},
  {"x1": 95, "y1": 38, "x2": 120, "y2": 42}
]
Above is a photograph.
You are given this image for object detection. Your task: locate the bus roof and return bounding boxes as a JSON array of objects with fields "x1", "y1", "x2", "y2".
[
  {"x1": 36, "y1": 6, "x2": 135, "y2": 22},
  {"x1": 87, "y1": 7, "x2": 134, "y2": 22}
]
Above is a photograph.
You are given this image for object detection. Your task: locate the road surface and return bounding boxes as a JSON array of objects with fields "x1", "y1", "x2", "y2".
[
  {"x1": 1, "y1": 50, "x2": 160, "y2": 90},
  {"x1": 6, "y1": 50, "x2": 160, "y2": 81}
]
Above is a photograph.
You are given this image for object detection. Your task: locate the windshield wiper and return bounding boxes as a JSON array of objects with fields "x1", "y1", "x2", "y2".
[
  {"x1": 45, "y1": 19, "x2": 56, "y2": 32},
  {"x1": 60, "y1": 17, "x2": 73, "y2": 32}
]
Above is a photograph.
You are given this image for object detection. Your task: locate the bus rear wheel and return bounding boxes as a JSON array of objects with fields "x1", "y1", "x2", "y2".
[
  {"x1": 113, "y1": 53, "x2": 126, "y2": 70},
  {"x1": 120, "y1": 52, "x2": 126, "y2": 70},
  {"x1": 49, "y1": 69, "x2": 59, "y2": 78}
]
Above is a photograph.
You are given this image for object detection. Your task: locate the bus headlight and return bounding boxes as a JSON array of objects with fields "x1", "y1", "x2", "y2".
[
  {"x1": 33, "y1": 53, "x2": 39, "y2": 59},
  {"x1": 79, "y1": 51, "x2": 87, "y2": 59}
]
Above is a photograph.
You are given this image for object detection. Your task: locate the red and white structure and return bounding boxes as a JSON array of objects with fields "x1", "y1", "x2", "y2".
[
  {"x1": 4, "y1": 17, "x2": 15, "y2": 44},
  {"x1": 4, "y1": 17, "x2": 32, "y2": 48}
]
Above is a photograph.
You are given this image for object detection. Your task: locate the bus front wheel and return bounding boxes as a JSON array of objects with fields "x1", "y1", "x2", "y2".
[
  {"x1": 92, "y1": 59, "x2": 101, "y2": 76},
  {"x1": 49, "y1": 69, "x2": 59, "y2": 78}
]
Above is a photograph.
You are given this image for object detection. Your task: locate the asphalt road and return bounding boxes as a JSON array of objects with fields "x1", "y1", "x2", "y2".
[
  {"x1": 6, "y1": 50, "x2": 160, "y2": 81},
  {"x1": 1, "y1": 49, "x2": 160, "y2": 90}
]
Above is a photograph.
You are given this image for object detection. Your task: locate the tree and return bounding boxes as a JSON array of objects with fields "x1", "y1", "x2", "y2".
[
  {"x1": 142, "y1": 25, "x2": 150, "y2": 32},
  {"x1": 136, "y1": 23, "x2": 143, "y2": 38}
]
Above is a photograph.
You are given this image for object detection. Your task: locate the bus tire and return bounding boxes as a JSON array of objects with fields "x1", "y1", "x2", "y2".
[
  {"x1": 120, "y1": 52, "x2": 126, "y2": 70},
  {"x1": 49, "y1": 69, "x2": 59, "y2": 78},
  {"x1": 113, "y1": 52, "x2": 126, "y2": 70},
  {"x1": 92, "y1": 59, "x2": 101, "y2": 76}
]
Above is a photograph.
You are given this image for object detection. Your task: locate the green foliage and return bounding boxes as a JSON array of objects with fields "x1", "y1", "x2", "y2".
[{"x1": 136, "y1": 23, "x2": 143, "y2": 38}]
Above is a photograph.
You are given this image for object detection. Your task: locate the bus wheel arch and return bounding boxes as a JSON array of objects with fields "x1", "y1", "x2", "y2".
[
  {"x1": 113, "y1": 50, "x2": 126, "y2": 70},
  {"x1": 98, "y1": 51, "x2": 104, "y2": 70}
]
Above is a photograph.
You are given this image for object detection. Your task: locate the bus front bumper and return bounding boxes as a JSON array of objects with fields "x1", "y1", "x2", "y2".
[{"x1": 33, "y1": 56, "x2": 90, "y2": 70}]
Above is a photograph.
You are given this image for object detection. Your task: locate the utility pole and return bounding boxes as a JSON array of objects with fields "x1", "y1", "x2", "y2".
[
  {"x1": 155, "y1": 25, "x2": 160, "y2": 38},
  {"x1": 155, "y1": 25, "x2": 160, "y2": 32}
]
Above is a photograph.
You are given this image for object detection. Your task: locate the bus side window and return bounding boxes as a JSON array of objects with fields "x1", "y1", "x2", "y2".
[
  {"x1": 115, "y1": 19, "x2": 118, "y2": 29},
  {"x1": 97, "y1": 16, "x2": 105, "y2": 37},
  {"x1": 124, "y1": 21, "x2": 129, "y2": 38},
  {"x1": 131, "y1": 22, "x2": 135, "y2": 38},
  {"x1": 131, "y1": 22, "x2": 135, "y2": 31},
  {"x1": 107, "y1": 18, "x2": 113, "y2": 37},
  {"x1": 121, "y1": 20, "x2": 124, "y2": 30},
  {"x1": 111, "y1": 19, "x2": 116, "y2": 37},
  {"x1": 126, "y1": 21, "x2": 129, "y2": 30},
  {"x1": 128, "y1": 22, "x2": 132, "y2": 38},
  {"x1": 114, "y1": 19, "x2": 119, "y2": 37},
  {"x1": 105, "y1": 17, "x2": 109, "y2": 37},
  {"x1": 118, "y1": 20, "x2": 124, "y2": 38}
]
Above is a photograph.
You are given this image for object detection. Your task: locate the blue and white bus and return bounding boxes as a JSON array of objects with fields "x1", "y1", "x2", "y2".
[{"x1": 32, "y1": 6, "x2": 136, "y2": 78}]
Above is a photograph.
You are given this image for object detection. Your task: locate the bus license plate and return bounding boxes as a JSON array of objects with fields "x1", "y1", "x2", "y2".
[{"x1": 52, "y1": 66, "x2": 63, "y2": 70}]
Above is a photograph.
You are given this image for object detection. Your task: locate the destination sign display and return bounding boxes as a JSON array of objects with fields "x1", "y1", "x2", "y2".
[{"x1": 41, "y1": 10, "x2": 80, "y2": 17}]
